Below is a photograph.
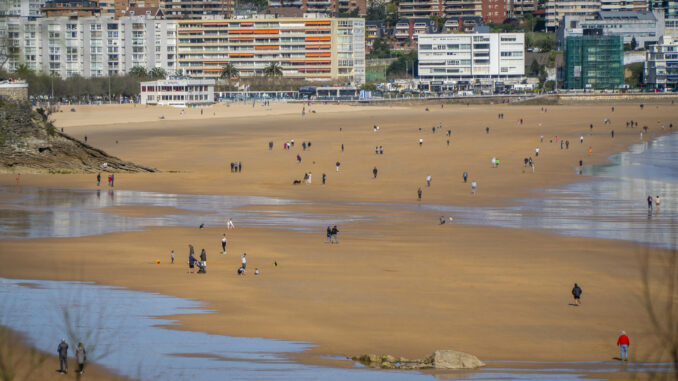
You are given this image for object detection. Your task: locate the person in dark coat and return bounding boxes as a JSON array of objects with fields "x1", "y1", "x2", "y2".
[
  {"x1": 572, "y1": 283, "x2": 582, "y2": 305},
  {"x1": 330, "y1": 225, "x2": 339, "y2": 243},
  {"x1": 58, "y1": 338, "x2": 69, "y2": 373}
]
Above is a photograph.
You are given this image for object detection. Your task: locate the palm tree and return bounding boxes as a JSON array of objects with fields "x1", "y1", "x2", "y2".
[
  {"x1": 148, "y1": 67, "x2": 167, "y2": 80},
  {"x1": 263, "y1": 62, "x2": 283, "y2": 78},
  {"x1": 220, "y1": 63, "x2": 239, "y2": 80},
  {"x1": 129, "y1": 66, "x2": 147, "y2": 78}
]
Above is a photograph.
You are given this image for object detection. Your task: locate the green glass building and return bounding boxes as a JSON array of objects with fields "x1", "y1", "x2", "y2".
[{"x1": 564, "y1": 34, "x2": 624, "y2": 89}]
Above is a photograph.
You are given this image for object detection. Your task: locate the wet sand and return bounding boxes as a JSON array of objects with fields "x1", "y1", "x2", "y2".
[{"x1": 0, "y1": 102, "x2": 677, "y2": 376}]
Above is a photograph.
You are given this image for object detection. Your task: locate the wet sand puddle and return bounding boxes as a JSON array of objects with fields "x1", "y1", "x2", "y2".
[{"x1": 2, "y1": 277, "x2": 669, "y2": 381}]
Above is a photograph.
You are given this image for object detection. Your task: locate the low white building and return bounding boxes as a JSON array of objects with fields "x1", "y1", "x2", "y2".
[
  {"x1": 644, "y1": 35, "x2": 678, "y2": 90},
  {"x1": 417, "y1": 33, "x2": 525, "y2": 82},
  {"x1": 140, "y1": 77, "x2": 215, "y2": 106}
]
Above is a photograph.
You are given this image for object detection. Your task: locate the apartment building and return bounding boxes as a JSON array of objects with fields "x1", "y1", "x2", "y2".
[
  {"x1": 0, "y1": 0, "x2": 45, "y2": 18},
  {"x1": 176, "y1": 17, "x2": 365, "y2": 83},
  {"x1": 394, "y1": 18, "x2": 436, "y2": 40},
  {"x1": 644, "y1": 35, "x2": 678, "y2": 89},
  {"x1": 442, "y1": 0, "x2": 506, "y2": 23},
  {"x1": 267, "y1": 0, "x2": 367, "y2": 16},
  {"x1": 40, "y1": 0, "x2": 101, "y2": 17},
  {"x1": 546, "y1": 0, "x2": 600, "y2": 30},
  {"x1": 510, "y1": 0, "x2": 538, "y2": 16},
  {"x1": 417, "y1": 33, "x2": 525, "y2": 80},
  {"x1": 557, "y1": 11, "x2": 665, "y2": 49},
  {"x1": 2, "y1": 14, "x2": 177, "y2": 77},
  {"x1": 649, "y1": 0, "x2": 678, "y2": 18},
  {"x1": 398, "y1": 0, "x2": 445, "y2": 18},
  {"x1": 600, "y1": 0, "x2": 648, "y2": 11},
  {"x1": 160, "y1": 0, "x2": 234, "y2": 19},
  {"x1": 443, "y1": 16, "x2": 486, "y2": 32}
]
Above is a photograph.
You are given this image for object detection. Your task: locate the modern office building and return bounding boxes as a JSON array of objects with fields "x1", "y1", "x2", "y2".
[
  {"x1": 557, "y1": 11, "x2": 665, "y2": 49},
  {"x1": 644, "y1": 35, "x2": 678, "y2": 89},
  {"x1": 140, "y1": 77, "x2": 215, "y2": 105},
  {"x1": 546, "y1": 0, "x2": 600, "y2": 30},
  {"x1": 176, "y1": 17, "x2": 365, "y2": 83},
  {"x1": 649, "y1": 0, "x2": 678, "y2": 18},
  {"x1": 564, "y1": 32, "x2": 623, "y2": 89},
  {"x1": 1, "y1": 14, "x2": 177, "y2": 77},
  {"x1": 417, "y1": 33, "x2": 525, "y2": 81}
]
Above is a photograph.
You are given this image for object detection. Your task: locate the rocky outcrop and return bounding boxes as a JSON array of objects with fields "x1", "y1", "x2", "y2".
[
  {"x1": 351, "y1": 350, "x2": 485, "y2": 370},
  {"x1": 0, "y1": 101, "x2": 155, "y2": 173}
]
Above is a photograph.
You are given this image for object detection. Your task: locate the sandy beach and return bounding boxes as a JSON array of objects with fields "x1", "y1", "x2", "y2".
[{"x1": 0, "y1": 101, "x2": 676, "y2": 378}]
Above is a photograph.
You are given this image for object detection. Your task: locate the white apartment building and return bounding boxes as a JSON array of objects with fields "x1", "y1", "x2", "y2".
[
  {"x1": 417, "y1": 33, "x2": 525, "y2": 80},
  {"x1": 0, "y1": 0, "x2": 45, "y2": 18},
  {"x1": 546, "y1": 0, "x2": 600, "y2": 30},
  {"x1": 2, "y1": 15, "x2": 177, "y2": 78},
  {"x1": 140, "y1": 77, "x2": 215, "y2": 106},
  {"x1": 644, "y1": 35, "x2": 678, "y2": 89}
]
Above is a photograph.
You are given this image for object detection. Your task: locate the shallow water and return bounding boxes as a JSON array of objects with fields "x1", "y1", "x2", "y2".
[
  {"x1": 421, "y1": 133, "x2": 678, "y2": 250},
  {"x1": 2, "y1": 277, "x2": 669, "y2": 381},
  {"x1": 1, "y1": 134, "x2": 676, "y2": 249},
  {"x1": 0, "y1": 187, "x2": 371, "y2": 239}
]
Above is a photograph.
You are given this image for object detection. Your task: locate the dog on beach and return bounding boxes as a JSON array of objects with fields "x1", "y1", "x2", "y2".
[{"x1": 293, "y1": 180, "x2": 302, "y2": 185}]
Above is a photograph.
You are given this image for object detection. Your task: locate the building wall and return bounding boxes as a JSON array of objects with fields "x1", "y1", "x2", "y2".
[
  {"x1": 564, "y1": 35, "x2": 623, "y2": 89},
  {"x1": 2, "y1": 15, "x2": 176, "y2": 78},
  {"x1": 140, "y1": 78, "x2": 214, "y2": 105},
  {"x1": 444, "y1": 0, "x2": 483, "y2": 19},
  {"x1": 481, "y1": 0, "x2": 507, "y2": 22},
  {"x1": 644, "y1": 35, "x2": 678, "y2": 88},
  {"x1": 0, "y1": 83, "x2": 29, "y2": 101},
  {"x1": 176, "y1": 17, "x2": 365, "y2": 83},
  {"x1": 546, "y1": 0, "x2": 601, "y2": 30},
  {"x1": 417, "y1": 33, "x2": 525, "y2": 80},
  {"x1": 398, "y1": 0, "x2": 445, "y2": 18},
  {"x1": 0, "y1": 0, "x2": 45, "y2": 18}
]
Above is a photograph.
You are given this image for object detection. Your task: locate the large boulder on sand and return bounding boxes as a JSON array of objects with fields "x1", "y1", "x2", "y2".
[{"x1": 425, "y1": 350, "x2": 485, "y2": 369}]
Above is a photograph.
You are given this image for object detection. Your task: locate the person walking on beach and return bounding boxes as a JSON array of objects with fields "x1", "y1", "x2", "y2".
[
  {"x1": 471, "y1": 181, "x2": 477, "y2": 195},
  {"x1": 241, "y1": 253, "x2": 247, "y2": 269},
  {"x1": 75, "y1": 342, "x2": 86, "y2": 375},
  {"x1": 96, "y1": 173, "x2": 101, "y2": 186},
  {"x1": 200, "y1": 248, "x2": 207, "y2": 266},
  {"x1": 188, "y1": 245, "x2": 197, "y2": 274},
  {"x1": 419, "y1": 138, "x2": 423, "y2": 146},
  {"x1": 417, "y1": 187, "x2": 422, "y2": 201},
  {"x1": 171, "y1": 250, "x2": 175, "y2": 264},
  {"x1": 580, "y1": 135, "x2": 584, "y2": 144},
  {"x1": 326, "y1": 225, "x2": 332, "y2": 243},
  {"x1": 221, "y1": 234, "x2": 227, "y2": 253},
  {"x1": 373, "y1": 167, "x2": 378, "y2": 179},
  {"x1": 110, "y1": 174, "x2": 115, "y2": 187},
  {"x1": 341, "y1": 144, "x2": 344, "y2": 152},
  {"x1": 57, "y1": 339, "x2": 69, "y2": 373},
  {"x1": 617, "y1": 331, "x2": 630, "y2": 361},
  {"x1": 656, "y1": 195, "x2": 661, "y2": 209},
  {"x1": 227, "y1": 218, "x2": 235, "y2": 229},
  {"x1": 571, "y1": 283, "x2": 582, "y2": 305},
  {"x1": 322, "y1": 173, "x2": 326, "y2": 185},
  {"x1": 336, "y1": 161, "x2": 341, "y2": 172},
  {"x1": 611, "y1": 130, "x2": 615, "y2": 138},
  {"x1": 426, "y1": 175, "x2": 432, "y2": 187},
  {"x1": 463, "y1": 172, "x2": 468, "y2": 183},
  {"x1": 535, "y1": 148, "x2": 539, "y2": 157},
  {"x1": 297, "y1": 154, "x2": 302, "y2": 163},
  {"x1": 647, "y1": 196, "x2": 653, "y2": 210},
  {"x1": 306, "y1": 172, "x2": 312, "y2": 184}
]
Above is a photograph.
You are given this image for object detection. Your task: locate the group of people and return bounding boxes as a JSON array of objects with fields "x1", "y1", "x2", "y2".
[
  {"x1": 647, "y1": 195, "x2": 661, "y2": 210},
  {"x1": 374, "y1": 145, "x2": 384, "y2": 155},
  {"x1": 57, "y1": 339, "x2": 87, "y2": 375},
  {"x1": 325, "y1": 225, "x2": 340, "y2": 243},
  {"x1": 95, "y1": 172, "x2": 115, "y2": 187},
  {"x1": 230, "y1": 162, "x2": 243, "y2": 172}
]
